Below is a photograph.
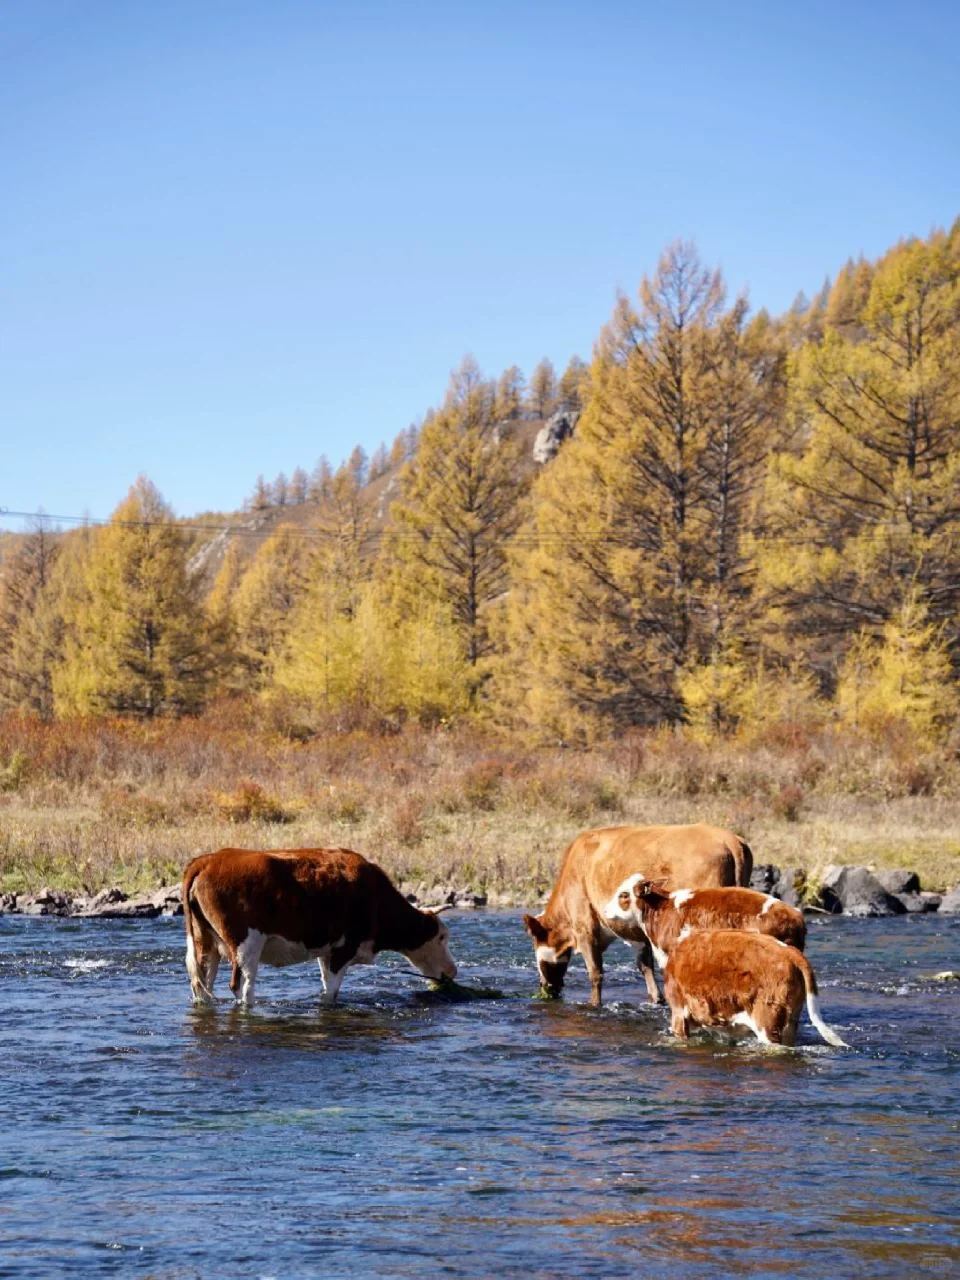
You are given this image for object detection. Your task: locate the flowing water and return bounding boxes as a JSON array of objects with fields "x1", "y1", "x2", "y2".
[{"x1": 1, "y1": 911, "x2": 958, "y2": 1278}]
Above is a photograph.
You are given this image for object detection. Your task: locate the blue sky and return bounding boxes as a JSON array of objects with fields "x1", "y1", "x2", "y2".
[{"x1": 2, "y1": 0, "x2": 958, "y2": 521}]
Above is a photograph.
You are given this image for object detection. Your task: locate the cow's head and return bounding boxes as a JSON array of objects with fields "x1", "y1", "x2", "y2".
[
  {"x1": 403, "y1": 910, "x2": 457, "y2": 981},
  {"x1": 523, "y1": 913, "x2": 573, "y2": 998},
  {"x1": 632, "y1": 877, "x2": 670, "y2": 909}
]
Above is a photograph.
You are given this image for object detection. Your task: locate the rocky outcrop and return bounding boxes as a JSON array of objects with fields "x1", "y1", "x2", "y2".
[
  {"x1": 874, "y1": 868, "x2": 920, "y2": 896},
  {"x1": 819, "y1": 866, "x2": 907, "y2": 917},
  {"x1": 533, "y1": 409, "x2": 579, "y2": 464},
  {"x1": 938, "y1": 887, "x2": 960, "y2": 914},
  {"x1": 750, "y1": 863, "x2": 804, "y2": 907}
]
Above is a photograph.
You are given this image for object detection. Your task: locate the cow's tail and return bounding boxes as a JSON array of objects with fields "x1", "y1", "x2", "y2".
[
  {"x1": 796, "y1": 952, "x2": 848, "y2": 1048},
  {"x1": 733, "y1": 837, "x2": 753, "y2": 887},
  {"x1": 182, "y1": 861, "x2": 215, "y2": 1005}
]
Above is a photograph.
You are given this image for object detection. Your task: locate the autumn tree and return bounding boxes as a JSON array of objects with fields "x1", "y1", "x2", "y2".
[
  {"x1": 383, "y1": 355, "x2": 528, "y2": 698},
  {"x1": 289, "y1": 466, "x2": 310, "y2": 504},
  {"x1": 499, "y1": 242, "x2": 781, "y2": 733},
  {"x1": 0, "y1": 518, "x2": 61, "y2": 718},
  {"x1": 495, "y1": 365, "x2": 525, "y2": 421},
  {"x1": 756, "y1": 229, "x2": 960, "y2": 679},
  {"x1": 558, "y1": 355, "x2": 589, "y2": 412},
  {"x1": 527, "y1": 357, "x2": 558, "y2": 418},
  {"x1": 231, "y1": 524, "x2": 315, "y2": 684},
  {"x1": 53, "y1": 478, "x2": 214, "y2": 717}
]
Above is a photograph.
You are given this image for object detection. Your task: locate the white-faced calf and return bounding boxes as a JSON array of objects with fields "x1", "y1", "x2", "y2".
[
  {"x1": 663, "y1": 930, "x2": 847, "y2": 1047},
  {"x1": 629, "y1": 882, "x2": 806, "y2": 968}
]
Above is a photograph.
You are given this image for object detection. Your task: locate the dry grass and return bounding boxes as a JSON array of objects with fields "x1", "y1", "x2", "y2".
[{"x1": 1, "y1": 705, "x2": 959, "y2": 900}]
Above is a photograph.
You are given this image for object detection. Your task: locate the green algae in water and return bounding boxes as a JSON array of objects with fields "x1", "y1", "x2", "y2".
[{"x1": 423, "y1": 976, "x2": 503, "y2": 1001}]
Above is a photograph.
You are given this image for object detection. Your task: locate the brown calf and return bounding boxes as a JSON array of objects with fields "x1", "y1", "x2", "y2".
[
  {"x1": 630, "y1": 882, "x2": 806, "y2": 969},
  {"x1": 523, "y1": 823, "x2": 753, "y2": 1007},
  {"x1": 663, "y1": 930, "x2": 847, "y2": 1047},
  {"x1": 182, "y1": 847, "x2": 456, "y2": 1007}
]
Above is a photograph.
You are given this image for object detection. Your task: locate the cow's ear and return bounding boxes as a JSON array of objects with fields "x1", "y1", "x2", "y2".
[{"x1": 523, "y1": 913, "x2": 548, "y2": 943}]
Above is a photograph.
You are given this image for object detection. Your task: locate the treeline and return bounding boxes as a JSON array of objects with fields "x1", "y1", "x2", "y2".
[
  {"x1": 241, "y1": 355, "x2": 586, "y2": 511},
  {"x1": 2, "y1": 224, "x2": 959, "y2": 744}
]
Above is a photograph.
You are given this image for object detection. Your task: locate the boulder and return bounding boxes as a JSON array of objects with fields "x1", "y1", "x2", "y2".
[
  {"x1": 89, "y1": 887, "x2": 127, "y2": 910},
  {"x1": 150, "y1": 885, "x2": 183, "y2": 916},
  {"x1": 533, "y1": 409, "x2": 579, "y2": 464},
  {"x1": 874, "y1": 868, "x2": 920, "y2": 896},
  {"x1": 895, "y1": 892, "x2": 938, "y2": 914},
  {"x1": 0, "y1": 892, "x2": 16, "y2": 914},
  {"x1": 773, "y1": 867, "x2": 805, "y2": 909},
  {"x1": 820, "y1": 865, "x2": 906, "y2": 917},
  {"x1": 749, "y1": 864, "x2": 779, "y2": 894},
  {"x1": 18, "y1": 888, "x2": 74, "y2": 916},
  {"x1": 937, "y1": 887, "x2": 960, "y2": 914}
]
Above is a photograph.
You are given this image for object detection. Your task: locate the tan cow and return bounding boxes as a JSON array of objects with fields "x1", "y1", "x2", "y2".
[
  {"x1": 523, "y1": 824, "x2": 752, "y2": 1006},
  {"x1": 629, "y1": 881, "x2": 806, "y2": 967},
  {"x1": 182, "y1": 847, "x2": 456, "y2": 1006},
  {"x1": 663, "y1": 930, "x2": 847, "y2": 1047}
]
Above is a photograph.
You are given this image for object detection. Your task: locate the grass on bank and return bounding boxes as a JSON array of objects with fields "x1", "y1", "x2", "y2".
[{"x1": 1, "y1": 706, "x2": 959, "y2": 899}]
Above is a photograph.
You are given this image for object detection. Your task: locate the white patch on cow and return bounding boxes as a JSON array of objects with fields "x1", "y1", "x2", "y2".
[
  {"x1": 761, "y1": 896, "x2": 777, "y2": 915},
  {"x1": 536, "y1": 944, "x2": 558, "y2": 965},
  {"x1": 320, "y1": 962, "x2": 345, "y2": 1004},
  {"x1": 670, "y1": 890, "x2": 695, "y2": 908},
  {"x1": 404, "y1": 927, "x2": 457, "y2": 981},
  {"x1": 236, "y1": 928, "x2": 266, "y2": 1007},
  {"x1": 774, "y1": 938, "x2": 788, "y2": 948},
  {"x1": 604, "y1": 874, "x2": 645, "y2": 923},
  {"x1": 731, "y1": 1009, "x2": 771, "y2": 1045},
  {"x1": 677, "y1": 925, "x2": 692, "y2": 944},
  {"x1": 651, "y1": 943, "x2": 669, "y2": 970}
]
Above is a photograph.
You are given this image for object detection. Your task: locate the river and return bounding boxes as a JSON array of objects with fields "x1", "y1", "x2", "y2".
[{"x1": 1, "y1": 911, "x2": 958, "y2": 1277}]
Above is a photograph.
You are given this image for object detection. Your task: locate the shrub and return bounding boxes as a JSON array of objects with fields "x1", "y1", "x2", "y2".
[
  {"x1": 771, "y1": 783, "x2": 804, "y2": 822},
  {"x1": 216, "y1": 780, "x2": 290, "y2": 824},
  {"x1": 0, "y1": 750, "x2": 29, "y2": 792}
]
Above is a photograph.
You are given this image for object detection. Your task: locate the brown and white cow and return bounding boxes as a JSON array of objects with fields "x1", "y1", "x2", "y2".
[
  {"x1": 182, "y1": 847, "x2": 457, "y2": 1007},
  {"x1": 663, "y1": 930, "x2": 847, "y2": 1047},
  {"x1": 628, "y1": 881, "x2": 806, "y2": 969},
  {"x1": 523, "y1": 823, "x2": 753, "y2": 1007}
]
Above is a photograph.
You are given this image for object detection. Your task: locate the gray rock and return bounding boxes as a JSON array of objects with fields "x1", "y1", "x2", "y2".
[
  {"x1": 774, "y1": 867, "x2": 805, "y2": 909},
  {"x1": 533, "y1": 409, "x2": 579, "y2": 464},
  {"x1": 919, "y1": 892, "x2": 942, "y2": 911},
  {"x1": 938, "y1": 887, "x2": 960, "y2": 914},
  {"x1": 750, "y1": 864, "x2": 779, "y2": 894},
  {"x1": 875, "y1": 868, "x2": 920, "y2": 896},
  {"x1": 0, "y1": 892, "x2": 16, "y2": 914},
  {"x1": 893, "y1": 892, "x2": 937, "y2": 914},
  {"x1": 820, "y1": 865, "x2": 906, "y2": 917},
  {"x1": 89, "y1": 887, "x2": 128, "y2": 910},
  {"x1": 98, "y1": 897, "x2": 162, "y2": 919},
  {"x1": 150, "y1": 885, "x2": 183, "y2": 916}
]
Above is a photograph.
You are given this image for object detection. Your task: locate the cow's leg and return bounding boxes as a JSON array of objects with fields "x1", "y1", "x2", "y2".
[
  {"x1": 318, "y1": 955, "x2": 348, "y2": 1005},
  {"x1": 231, "y1": 930, "x2": 265, "y2": 1008},
  {"x1": 581, "y1": 942, "x2": 604, "y2": 1008},
  {"x1": 631, "y1": 938, "x2": 662, "y2": 1005},
  {"x1": 670, "y1": 1007, "x2": 692, "y2": 1039},
  {"x1": 201, "y1": 947, "x2": 221, "y2": 998}
]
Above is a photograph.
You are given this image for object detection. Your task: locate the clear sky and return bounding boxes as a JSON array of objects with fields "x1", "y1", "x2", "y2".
[{"x1": 2, "y1": 0, "x2": 958, "y2": 522}]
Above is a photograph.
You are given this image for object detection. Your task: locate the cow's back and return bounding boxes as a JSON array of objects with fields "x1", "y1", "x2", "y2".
[
  {"x1": 184, "y1": 847, "x2": 378, "y2": 949},
  {"x1": 573, "y1": 824, "x2": 748, "y2": 910}
]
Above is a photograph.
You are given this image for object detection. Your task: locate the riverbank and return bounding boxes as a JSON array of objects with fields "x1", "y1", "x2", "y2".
[{"x1": 2, "y1": 712, "x2": 960, "y2": 902}]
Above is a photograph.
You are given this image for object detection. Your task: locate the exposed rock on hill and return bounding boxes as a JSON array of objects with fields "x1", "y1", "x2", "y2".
[{"x1": 533, "y1": 409, "x2": 579, "y2": 464}]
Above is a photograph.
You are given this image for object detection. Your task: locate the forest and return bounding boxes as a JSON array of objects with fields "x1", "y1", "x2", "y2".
[{"x1": 2, "y1": 222, "x2": 960, "y2": 896}]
